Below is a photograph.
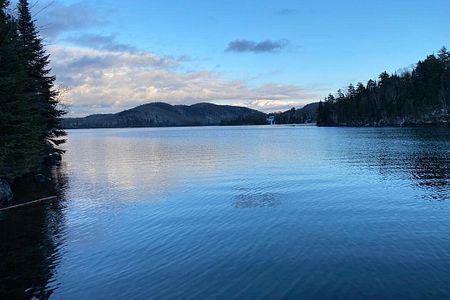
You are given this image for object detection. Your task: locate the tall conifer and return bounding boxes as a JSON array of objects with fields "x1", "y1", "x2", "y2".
[
  {"x1": 0, "y1": 0, "x2": 43, "y2": 178},
  {"x1": 17, "y1": 0, "x2": 65, "y2": 155},
  {"x1": 0, "y1": 0, "x2": 65, "y2": 180}
]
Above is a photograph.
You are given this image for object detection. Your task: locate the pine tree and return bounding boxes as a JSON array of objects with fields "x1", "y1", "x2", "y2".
[
  {"x1": 438, "y1": 47, "x2": 450, "y2": 68},
  {"x1": 17, "y1": 0, "x2": 65, "y2": 156},
  {"x1": 438, "y1": 47, "x2": 450, "y2": 110},
  {"x1": 0, "y1": 0, "x2": 43, "y2": 179},
  {"x1": 317, "y1": 48, "x2": 450, "y2": 126},
  {"x1": 0, "y1": 0, "x2": 65, "y2": 180}
]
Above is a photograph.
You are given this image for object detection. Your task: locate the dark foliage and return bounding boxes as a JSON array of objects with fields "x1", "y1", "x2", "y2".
[
  {"x1": 317, "y1": 48, "x2": 450, "y2": 126},
  {"x1": 273, "y1": 102, "x2": 320, "y2": 124},
  {"x1": 220, "y1": 113, "x2": 267, "y2": 125},
  {"x1": 0, "y1": 0, "x2": 65, "y2": 180},
  {"x1": 63, "y1": 102, "x2": 267, "y2": 128}
]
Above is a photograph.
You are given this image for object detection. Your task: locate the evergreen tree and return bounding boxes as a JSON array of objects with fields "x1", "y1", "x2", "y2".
[
  {"x1": 317, "y1": 48, "x2": 450, "y2": 126},
  {"x1": 0, "y1": 0, "x2": 43, "y2": 179},
  {"x1": 0, "y1": 0, "x2": 65, "y2": 180},
  {"x1": 17, "y1": 0, "x2": 65, "y2": 155},
  {"x1": 438, "y1": 47, "x2": 450, "y2": 68},
  {"x1": 437, "y1": 47, "x2": 450, "y2": 110}
]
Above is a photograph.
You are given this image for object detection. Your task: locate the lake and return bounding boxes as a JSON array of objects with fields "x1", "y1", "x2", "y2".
[{"x1": 1, "y1": 126, "x2": 450, "y2": 299}]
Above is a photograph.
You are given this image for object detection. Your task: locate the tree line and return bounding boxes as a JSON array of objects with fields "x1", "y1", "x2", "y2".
[
  {"x1": 0, "y1": 0, "x2": 65, "y2": 182},
  {"x1": 272, "y1": 102, "x2": 320, "y2": 124},
  {"x1": 317, "y1": 48, "x2": 450, "y2": 126}
]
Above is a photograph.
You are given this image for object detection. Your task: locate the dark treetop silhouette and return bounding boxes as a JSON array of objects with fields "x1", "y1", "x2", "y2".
[
  {"x1": 317, "y1": 48, "x2": 450, "y2": 127},
  {"x1": 0, "y1": 0, "x2": 65, "y2": 204}
]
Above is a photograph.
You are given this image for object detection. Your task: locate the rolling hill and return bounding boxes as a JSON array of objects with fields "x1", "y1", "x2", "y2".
[{"x1": 62, "y1": 102, "x2": 268, "y2": 129}]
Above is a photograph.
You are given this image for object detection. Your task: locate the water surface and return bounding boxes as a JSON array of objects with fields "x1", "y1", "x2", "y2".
[{"x1": 1, "y1": 126, "x2": 450, "y2": 299}]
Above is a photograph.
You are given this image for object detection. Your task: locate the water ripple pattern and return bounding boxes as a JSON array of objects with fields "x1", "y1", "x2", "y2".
[{"x1": 1, "y1": 126, "x2": 449, "y2": 299}]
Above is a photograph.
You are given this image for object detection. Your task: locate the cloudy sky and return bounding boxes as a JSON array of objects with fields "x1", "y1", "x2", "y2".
[{"x1": 19, "y1": 0, "x2": 450, "y2": 116}]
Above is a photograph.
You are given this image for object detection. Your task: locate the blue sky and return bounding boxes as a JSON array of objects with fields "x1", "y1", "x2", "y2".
[{"x1": 26, "y1": 0, "x2": 450, "y2": 115}]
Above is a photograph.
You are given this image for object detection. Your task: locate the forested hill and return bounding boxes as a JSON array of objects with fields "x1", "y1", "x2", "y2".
[
  {"x1": 317, "y1": 47, "x2": 450, "y2": 126},
  {"x1": 62, "y1": 102, "x2": 267, "y2": 129},
  {"x1": 272, "y1": 102, "x2": 320, "y2": 124}
]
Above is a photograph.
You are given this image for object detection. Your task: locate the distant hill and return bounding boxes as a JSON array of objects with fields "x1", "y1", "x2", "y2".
[
  {"x1": 62, "y1": 102, "x2": 268, "y2": 129},
  {"x1": 272, "y1": 102, "x2": 320, "y2": 124}
]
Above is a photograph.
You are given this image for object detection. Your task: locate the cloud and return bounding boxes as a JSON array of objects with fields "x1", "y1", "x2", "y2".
[
  {"x1": 8, "y1": 1, "x2": 315, "y2": 115},
  {"x1": 277, "y1": 8, "x2": 297, "y2": 15},
  {"x1": 50, "y1": 47, "x2": 316, "y2": 116},
  {"x1": 51, "y1": 47, "x2": 179, "y2": 84},
  {"x1": 66, "y1": 34, "x2": 137, "y2": 52},
  {"x1": 32, "y1": 1, "x2": 107, "y2": 39},
  {"x1": 247, "y1": 100, "x2": 308, "y2": 112},
  {"x1": 225, "y1": 39, "x2": 290, "y2": 53}
]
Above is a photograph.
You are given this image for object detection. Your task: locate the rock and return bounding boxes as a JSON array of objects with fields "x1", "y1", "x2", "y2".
[{"x1": 0, "y1": 179, "x2": 13, "y2": 206}]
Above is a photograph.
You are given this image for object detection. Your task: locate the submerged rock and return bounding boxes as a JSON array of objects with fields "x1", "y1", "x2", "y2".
[{"x1": 0, "y1": 179, "x2": 13, "y2": 206}]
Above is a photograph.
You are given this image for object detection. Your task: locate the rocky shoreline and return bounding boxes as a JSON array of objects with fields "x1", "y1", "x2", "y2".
[
  {"x1": 319, "y1": 112, "x2": 449, "y2": 127},
  {"x1": 319, "y1": 121, "x2": 449, "y2": 127},
  {"x1": 0, "y1": 153, "x2": 62, "y2": 208},
  {"x1": 0, "y1": 179, "x2": 13, "y2": 207}
]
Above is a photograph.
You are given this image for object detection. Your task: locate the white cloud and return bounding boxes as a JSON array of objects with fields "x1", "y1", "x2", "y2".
[
  {"x1": 65, "y1": 33, "x2": 137, "y2": 52},
  {"x1": 247, "y1": 99, "x2": 309, "y2": 112},
  {"x1": 8, "y1": 0, "x2": 319, "y2": 115},
  {"x1": 35, "y1": 1, "x2": 108, "y2": 39},
  {"x1": 50, "y1": 46, "x2": 317, "y2": 116}
]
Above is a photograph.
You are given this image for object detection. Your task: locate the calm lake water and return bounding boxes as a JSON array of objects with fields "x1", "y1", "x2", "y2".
[{"x1": 1, "y1": 126, "x2": 450, "y2": 299}]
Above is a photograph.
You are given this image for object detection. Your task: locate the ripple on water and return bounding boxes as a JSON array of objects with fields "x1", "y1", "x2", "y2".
[{"x1": 1, "y1": 126, "x2": 450, "y2": 299}]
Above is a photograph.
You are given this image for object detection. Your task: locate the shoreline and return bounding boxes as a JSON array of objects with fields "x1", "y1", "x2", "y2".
[
  {"x1": 318, "y1": 123, "x2": 449, "y2": 128},
  {"x1": 65, "y1": 122, "x2": 448, "y2": 130}
]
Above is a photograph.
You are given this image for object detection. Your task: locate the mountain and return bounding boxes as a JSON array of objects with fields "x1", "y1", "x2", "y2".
[
  {"x1": 271, "y1": 102, "x2": 320, "y2": 124},
  {"x1": 61, "y1": 102, "x2": 268, "y2": 129}
]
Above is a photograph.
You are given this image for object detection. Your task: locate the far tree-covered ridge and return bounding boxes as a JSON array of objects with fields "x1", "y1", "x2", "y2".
[
  {"x1": 61, "y1": 102, "x2": 268, "y2": 129},
  {"x1": 62, "y1": 101, "x2": 323, "y2": 129},
  {"x1": 270, "y1": 102, "x2": 319, "y2": 124},
  {"x1": 317, "y1": 47, "x2": 450, "y2": 126}
]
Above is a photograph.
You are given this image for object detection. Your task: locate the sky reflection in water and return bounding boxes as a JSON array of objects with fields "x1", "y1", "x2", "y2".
[{"x1": 1, "y1": 126, "x2": 449, "y2": 299}]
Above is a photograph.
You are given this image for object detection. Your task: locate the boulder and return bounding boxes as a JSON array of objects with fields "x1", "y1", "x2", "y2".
[{"x1": 0, "y1": 179, "x2": 13, "y2": 206}]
